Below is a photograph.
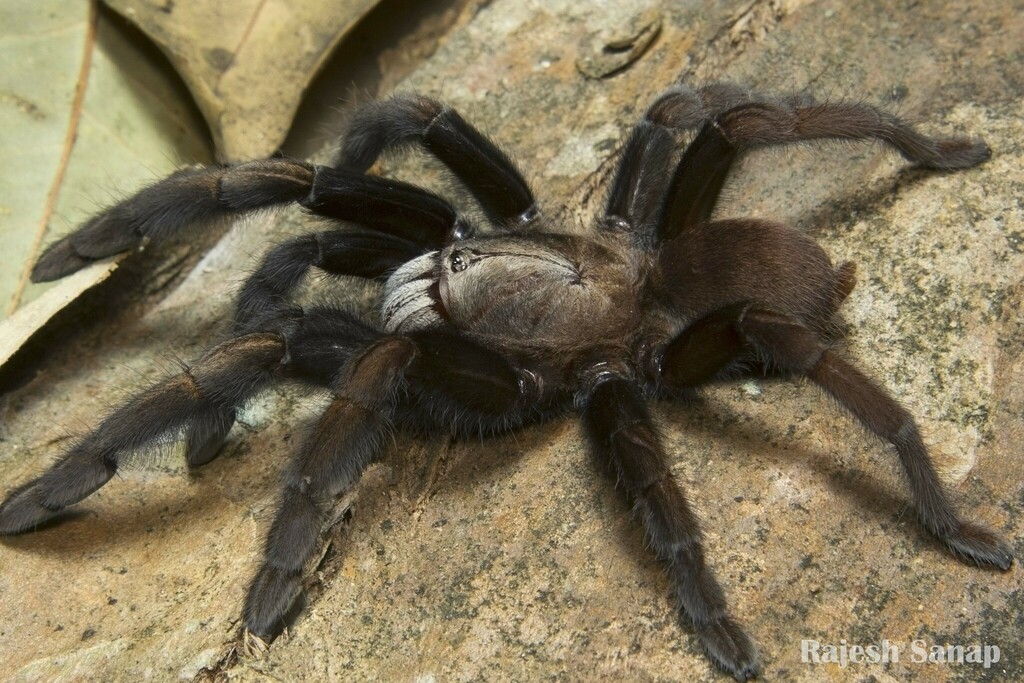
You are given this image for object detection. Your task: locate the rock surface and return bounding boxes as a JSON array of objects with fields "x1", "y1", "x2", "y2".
[{"x1": 1, "y1": 0, "x2": 1021, "y2": 681}]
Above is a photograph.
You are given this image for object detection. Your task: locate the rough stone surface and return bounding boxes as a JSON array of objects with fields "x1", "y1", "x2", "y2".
[{"x1": 1, "y1": 0, "x2": 1022, "y2": 681}]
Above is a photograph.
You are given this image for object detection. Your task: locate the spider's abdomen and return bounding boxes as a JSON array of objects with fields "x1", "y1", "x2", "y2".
[
  {"x1": 657, "y1": 218, "x2": 851, "y2": 334},
  {"x1": 382, "y1": 234, "x2": 639, "y2": 354}
]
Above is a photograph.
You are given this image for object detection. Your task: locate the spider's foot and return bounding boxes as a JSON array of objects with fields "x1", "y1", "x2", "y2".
[
  {"x1": 243, "y1": 565, "x2": 303, "y2": 641},
  {"x1": 922, "y1": 138, "x2": 991, "y2": 170},
  {"x1": 31, "y1": 238, "x2": 96, "y2": 282},
  {"x1": 0, "y1": 479, "x2": 62, "y2": 535},
  {"x1": 694, "y1": 615, "x2": 760, "y2": 681},
  {"x1": 939, "y1": 521, "x2": 1014, "y2": 571}
]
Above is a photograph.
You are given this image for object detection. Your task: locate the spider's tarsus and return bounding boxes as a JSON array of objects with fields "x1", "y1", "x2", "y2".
[
  {"x1": 0, "y1": 479, "x2": 58, "y2": 534},
  {"x1": 939, "y1": 521, "x2": 1014, "y2": 571},
  {"x1": 184, "y1": 409, "x2": 236, "y2": 468},
  {"x1": 242, "y1": 628, "x2": 271, "y2": 658},
  {"x1": 695, "y1": 615, "x2": 761, "y2": 681},
  {"x1": 31, "y1": 238, "x2": 96, "y2": 282},
  {"x1": 916, "y1": 137, "x2": 992, "y2": 170},
  {"x1": 243, "y1": 565, "x2": 302, "y2": 641}
]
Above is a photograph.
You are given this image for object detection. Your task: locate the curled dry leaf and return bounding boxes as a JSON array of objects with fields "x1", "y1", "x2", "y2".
[
  {"x1": 0, "y1": 260, "x2": 121, "y2": 369},
  {"x1": 104, "y1": 0, "x2": 384, "y2": 161}
]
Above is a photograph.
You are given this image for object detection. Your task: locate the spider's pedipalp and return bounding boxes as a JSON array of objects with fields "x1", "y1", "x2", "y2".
[
  {"x1": 0, "y1": 333, "x2": 287, "y2": 535},
  {"x1": 581, "y1": 374, "x2": 760, "y2": 681},
  {"x1": 338, "y1": 94, "x2": 539, "y2": 227},
  {"x1": 234, "y1": 230, "x2": 425, "y2": 332}
]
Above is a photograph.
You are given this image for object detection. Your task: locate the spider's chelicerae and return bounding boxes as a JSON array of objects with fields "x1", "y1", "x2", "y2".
[{"x1": 0, "y1": 83, "x2": 1014, "y2": 680}]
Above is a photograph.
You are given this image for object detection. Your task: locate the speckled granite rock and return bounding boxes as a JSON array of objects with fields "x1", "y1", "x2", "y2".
[{"x1": 1, "y1": 0, "x2": 1021, "y2": 681}]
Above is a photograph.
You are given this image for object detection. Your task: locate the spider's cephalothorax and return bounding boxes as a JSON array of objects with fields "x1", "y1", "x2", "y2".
[{"x1": 0, "y1": 84, "x2": 1013, "y2": 680}]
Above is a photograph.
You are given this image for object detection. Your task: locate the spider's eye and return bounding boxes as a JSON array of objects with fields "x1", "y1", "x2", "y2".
[{"x1": 450, "y1": 251, "x2": 469, "y2": 272}]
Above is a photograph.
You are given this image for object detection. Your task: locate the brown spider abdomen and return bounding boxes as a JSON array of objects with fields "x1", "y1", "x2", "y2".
[{"x1": 656, "y1": 218, "x2": 853, "y2": 334}]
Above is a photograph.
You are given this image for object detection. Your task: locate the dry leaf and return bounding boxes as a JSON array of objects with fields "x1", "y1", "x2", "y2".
[
  {"x1": 105, "y1": 0, "x2": 384, "y2": 161},
  {"x1": 0, "y1": 1, "x2": 210, "y2": 324},
  {"x1": 0, "y1": 260, "x2": 121, "y2": 369}
]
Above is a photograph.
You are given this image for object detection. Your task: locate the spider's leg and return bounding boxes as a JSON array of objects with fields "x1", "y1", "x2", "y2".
[
  {"x1": 650, "y1": 303, "x2": 751, "y2": 388},
  {"x1": 657, "y1": 97, "x2": 991, "y2": 241},
  {"x1": 184, "y1": 407, "x2": 238, "y2": 468},
  {"x1": 658, "y1": 304, "x2": 1013, "y2": 571},
  {"x1": 641, "y1": 82, "x2": 757, "y2": 131},
  {"x1": 33, "y1": 160, "x2": 468, "y2": 281},
  {"x1": 338, "y1": 95, "x2": 539, "y2": 227},
  {"x1": 581, "y1": 374, "x2": 759, "y2": 681},
  {"x1": 605, "y1": 82, "x2": 803, "y2": 243},
  {"x1": 243, "y1": 335, "x2": 416, "y2": 636},
  {"x1": 403, "y1": 329, "x2": 543, "y2": 430},
  {"x1": 291, "y1": 318, "x2": 536, "y2": 429},
  {"x1": 604, "y1": 107, "x2": 677, "y2": 240},
  {"x1": 234, "y1": 230, "x2": 425, "y2": 332},
  {"x1": 300, "y1": 167, "x2": 472, "y2": 245},
  {"x1": 807, "y1": 351, "x2": 1013, "y2": 570},
  {"x1": 0, "y1": 333, "x2": 287, "y2": 534},
  {"x1": 0, "y1": 305, "x2": 384, "y2": 535},
  {"x1": 245, "y1": 329, "x2": 538, "y2": 637}
]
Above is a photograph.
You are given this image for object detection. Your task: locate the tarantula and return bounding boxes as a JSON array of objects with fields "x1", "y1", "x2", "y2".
[{"x1": 0, "y1": 83, "x2": 1013, "y2": 680}]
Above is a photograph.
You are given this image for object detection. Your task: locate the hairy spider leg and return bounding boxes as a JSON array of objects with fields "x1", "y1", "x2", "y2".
[
  {"x1": 337, "y1": 94, "x2": 539, "y2": 227},
  {"x1": 0, "y1": 333, "x2": 287, "y2": 534},
  {"x1": 31, "y1": 160, "x2": 470, "y2": 282},
  {"x1": 604, "y1": 117, "x2": 676, "y2": 241},
  {"x1": 656, "y1": 92, "x2": 991, "y2": 242},
  {"x1": 806, "y1": 351, "x2": 1013, "y2": 570},
  {"x1": 246, "y1": 326, "x2": 540, "y2": 637},
  {"x1": 244, "y1": 335, "x2": 417, "y2": 637},
  {"x1": 0, "y1": 307, "x2": 387, "y2": 535},
  {"x1": 605, "y1": 82, "x2": 758, "y2": 242},
  {"x1": 301, "y1": 166, "x2": 473, "y2": 244},
  {"x1": 655, "y1": 305, "x2": 1013, "y2": 571},
  {"x1": 0, "y1": 287, "x2": 540, "y2": 632},
  {"x1": 581, "y1": 375, "x2": 760, "y2": 682}
]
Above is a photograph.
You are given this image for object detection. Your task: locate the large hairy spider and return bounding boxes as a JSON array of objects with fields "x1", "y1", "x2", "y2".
[{"x1": 0, "y1": 83, "x2": 1013, "y2": 680}]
